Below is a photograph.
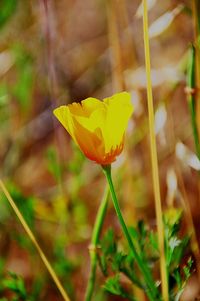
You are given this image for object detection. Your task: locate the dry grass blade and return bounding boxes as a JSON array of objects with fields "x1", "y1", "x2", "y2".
[
  {"x1": 0, "y1": 179, "x2": 71, "y2": 301},
  {"x1": 142, "y1": 0, "x2": 169, "y2": 300}
]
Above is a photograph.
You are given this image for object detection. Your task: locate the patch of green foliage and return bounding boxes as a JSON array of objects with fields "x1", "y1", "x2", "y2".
[
  {"x1": 98, "y1": 210, "x2": 193, "y2": 301},
  {"x1": 0, "y1": 259, "x2": 42, "y2": 301}
]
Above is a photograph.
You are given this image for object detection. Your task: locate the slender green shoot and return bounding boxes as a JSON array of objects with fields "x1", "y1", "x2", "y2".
[
  {"x1": 85, "y1": 187, "x2": 109, "y2": 301},
  {"x1": 187, "y1": 45, "x2": 200, "y2": 159},
  {"x1": 192, "y1": 0, "x2": 200, "y2": 141},
  {"x1": 102, "y1": 165, "x2": 161, "y2": 301}
]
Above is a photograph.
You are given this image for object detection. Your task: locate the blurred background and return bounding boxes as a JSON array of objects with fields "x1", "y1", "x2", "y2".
[{"x1": 0, "y1": 0, "x2": 199, "y2": 300}]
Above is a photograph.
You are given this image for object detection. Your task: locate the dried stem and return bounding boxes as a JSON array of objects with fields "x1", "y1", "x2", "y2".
[
  {"x1": 0, "y1": 179, "x2": 71, "y2": 301},
  {"x1": 142, "y1": 1, "x2": 169, "y2": 300}
]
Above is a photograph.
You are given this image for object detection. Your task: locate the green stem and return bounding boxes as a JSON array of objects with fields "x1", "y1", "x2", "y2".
[
  {"x1": 187, "y1": 45, "x2": 200, "y2": 159},
  {"x1": 85, "y1": 187, "x2": 109, "y2": 301},
  {"x1": 102, "y1": 165, "x2": 161, "y2": 301}
]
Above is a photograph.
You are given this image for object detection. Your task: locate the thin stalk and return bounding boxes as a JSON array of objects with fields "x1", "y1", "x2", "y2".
[
  {"x1": 85, "y1": 187, "x2": 109, "y2": 301},
  {"x1": 192, "y1": 0, "x2": 200, "y2": 141},
  {"x1": 142, "y1": 1, "x2": 169, "y2": 301},
  {"x1": 192, "y1": 0, "x2": 200, "y2": 239},
  {"x1": 0, "y1": 179, "x2": 71, "y2": 301},
  {"x1": 187, "y1": 45, "x2": 200, "y2": 159},
  {"x1": 102, "y1": 165, "x2": 161, "y2": 301}
]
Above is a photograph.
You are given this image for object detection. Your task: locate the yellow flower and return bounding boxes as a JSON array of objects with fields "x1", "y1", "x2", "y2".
[{"x1": 53, "y1": 92, "x2": 133, "y2": 165}]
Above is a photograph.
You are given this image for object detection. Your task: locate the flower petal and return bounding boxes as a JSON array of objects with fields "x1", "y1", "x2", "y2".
[
  {"x1": 53, "y1": 106, "x2": 77, "y2": 143},
  {"x1": 72, "y1": 117, "x2": 105, "y2": 163},
  {"x1": 74, "y1": 106, "x2": 106, "y2": 134},
  {"x1": 68, "y1": 97, "x2": 103, "y2": 117},
  {"x1": 103, "y1": 92, "x2": 133, "y2": 152}
]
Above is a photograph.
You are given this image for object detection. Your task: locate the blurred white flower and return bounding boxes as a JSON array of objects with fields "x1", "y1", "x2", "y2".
[
  {"x1": 148, "y1": 4, "x2": 184, "y2": 39},
  {"x1": 167, "y1": 168, "x2": 177, "y2": 194},
  {"x1": 130, "y1": 90, "x2": 143, "y2": 117},
  {"x1": 176, "y1": 142, "x2": 200, "y2": 170},
  {"x1": 0, "y1": 51, "x2": 14, "y2": 76},
  {"x1": 125, "y1": 65, "x2": 183, "y2": 89},
  {"x1": 155, "y1": 104, "x2": 167, "y2": 134},
  {"x1": 135, "y1": 0, "x2": 157, "y2": 18}
]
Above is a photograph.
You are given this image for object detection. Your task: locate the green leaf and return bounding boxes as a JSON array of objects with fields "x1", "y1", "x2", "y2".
[
  {"x1": 104, "y1": 274, "x2": 122, "y2": 296},
  {"x1": 183, "y1": 257, "x2": 193, "y2": 280},
  {"x1": 171, "y1": 236, "x2": 190, "y2": 268},
  {"x1": 173, "y1": 268, "x2": 182, "y2": 290},
  {"x1": 149, "y1": 231, "x2": 159, "y2": 252},
  {"x1": 129, "y1": 226, "x2": 139, "y2": 241},
  {"x1": 98, "y1": 228, "x2": 117, "y2": 275},
  {"x1": 0, "y1": 0, "x2": 17, "y2": 28},
  {"x1": 3, "y1": 273, "x2": 27, "y2": 299},
  {"x1": 104, "y1": 274, "x2": 137, "y2": 301},
  {"x1": 100, "y1": 228, "x2": 117, "y2": 256}
]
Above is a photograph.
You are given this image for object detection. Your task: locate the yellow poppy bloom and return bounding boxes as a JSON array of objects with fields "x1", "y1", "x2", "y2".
[{"x1": 53, "y1": 92, "x2": 133, "y2": 165}]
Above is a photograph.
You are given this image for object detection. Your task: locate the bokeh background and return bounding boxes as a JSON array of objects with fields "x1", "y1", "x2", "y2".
[{"x1": 0, "y1": 0, "x2": 199, "y2": 300}]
